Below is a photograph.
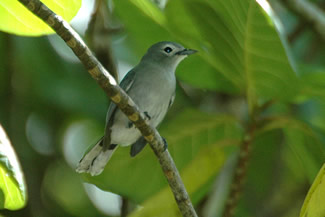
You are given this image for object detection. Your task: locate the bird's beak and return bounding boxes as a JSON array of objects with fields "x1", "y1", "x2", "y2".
[{"x1": 176, "y1": 48, "x2": 197, "y2": 56}]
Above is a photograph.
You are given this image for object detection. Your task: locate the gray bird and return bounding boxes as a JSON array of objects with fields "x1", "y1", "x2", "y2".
[{"x1": 76, "y1": 41, "x2": 197, "y2": 176}]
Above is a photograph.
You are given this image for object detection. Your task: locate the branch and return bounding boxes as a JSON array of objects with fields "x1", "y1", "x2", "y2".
[
  {"x1": 17, "y1": 0, "x2": 198, "y2": 216},
  {"x1": 280, "y1": 0, "x2": 325, "y2": 39}
]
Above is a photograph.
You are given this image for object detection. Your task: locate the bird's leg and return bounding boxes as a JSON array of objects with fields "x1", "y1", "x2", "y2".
[{"x1": 162, "y1": 137, "x2": 168, "y2": 151}]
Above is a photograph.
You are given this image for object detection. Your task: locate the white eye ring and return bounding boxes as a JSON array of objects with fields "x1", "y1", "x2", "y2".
[{"x1": 164, "y1": 47, "x2": 173, "y2": 53}]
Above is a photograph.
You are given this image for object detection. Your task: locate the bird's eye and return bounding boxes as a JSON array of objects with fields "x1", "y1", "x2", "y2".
[{"x1": 164, "y1": 47, "x2": 173, "y2": 53}]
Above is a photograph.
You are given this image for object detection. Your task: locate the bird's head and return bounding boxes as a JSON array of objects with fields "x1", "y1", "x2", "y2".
[{"x1": 141, "y1": 41, "x2": 197, "y2": 71}]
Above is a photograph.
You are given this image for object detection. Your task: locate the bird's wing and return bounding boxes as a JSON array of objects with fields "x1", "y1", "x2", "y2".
[{"x1": 103, "y1": 69, "x2": 137, "y2": 146}]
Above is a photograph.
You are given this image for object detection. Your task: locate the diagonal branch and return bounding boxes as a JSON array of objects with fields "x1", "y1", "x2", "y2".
[{"x1": 17, "y1": 0, "x2": 198, "y2": 216}]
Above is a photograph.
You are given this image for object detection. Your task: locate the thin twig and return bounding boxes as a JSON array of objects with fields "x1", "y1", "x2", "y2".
[{"x1": 17, "y1": 0, "x2": 198, "y2": 216}]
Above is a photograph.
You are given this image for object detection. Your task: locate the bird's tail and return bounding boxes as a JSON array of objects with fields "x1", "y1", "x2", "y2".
[{"x1": 76, "y1": 138, "x2": 117, "y2": 176}]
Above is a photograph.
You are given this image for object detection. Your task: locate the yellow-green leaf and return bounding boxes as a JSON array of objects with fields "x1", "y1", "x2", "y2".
[
  {"x1": 0, "y1": 0, "x2": 81, "y2": 36},
  {"x1": 300, "y1": 163, "x2": 325, "y2": 217},
  {"x1": 0, "y1": 125, "x2": 27, "y2": 210}
]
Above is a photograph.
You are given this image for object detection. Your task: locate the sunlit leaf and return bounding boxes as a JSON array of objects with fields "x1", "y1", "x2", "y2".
[
  {"x1": 0, "y1": 0, "x2": 81, "y2": 36},
  {"x1": 300, "y1": 163, "x2": 325, "y2": 217},
  {"x1": 0, "y1": 125, "x2": 27, "y2": 210}
]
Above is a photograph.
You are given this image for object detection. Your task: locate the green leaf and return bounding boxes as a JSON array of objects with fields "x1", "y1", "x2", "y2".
[
  {"x1": 258, "y1": 116, "x2": 325, "y2": 181},
  {"x1": 0, "y1": 125, "x2": 27, "y2": 210},
  {"x1": 300, "y1": 163, "x2": 325, "y2": 217},
  {"x1": 0, "y1": 0, "x2": 81, "y2": 36},
  {"x1": 128, "y1": 140, "x2": 230, "y2": 217},
  {"x1": 82, "y1": 109, "x2": 242, "y2": 203},
  {"x1": 184, "y1": 0, "x2": 298, "y2": 111},
  {"x1": 299, "y1": 71, "x2": 325, "y2": 100}
]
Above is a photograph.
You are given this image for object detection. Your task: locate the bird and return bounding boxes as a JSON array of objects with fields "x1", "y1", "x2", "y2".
[{"x1": 76, "y1": 41, "x2": 197, "y2": 176}]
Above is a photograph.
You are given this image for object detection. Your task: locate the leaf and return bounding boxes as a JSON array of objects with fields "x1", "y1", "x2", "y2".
[
  {"x1": 258, "y1": 116, "x2": 324, "y2": 181},
  {"x1": 184, "y1": 0, "x2": 298, "y2": 111},
  {"x1": 0, "y1": 125, "x2": 27, "y2": 210},
  {"x1": 128, "y1": 140, "x2": 231, "y2": 217},
  {"x1": 130, "y1": 0, "x2": 166, "y2": 26},
  {"x1": 0, "y1": 0, "x2": 81, "y2": 36},
  {"x1": 82, "y1": 109, "x2": 242, "y2": 203},
  {"x1": 300, "y1": 163, "x2": 325, "y2": 217},
  {"x1": 299, "y1": 71, "x2": 325, "y2": 100}
]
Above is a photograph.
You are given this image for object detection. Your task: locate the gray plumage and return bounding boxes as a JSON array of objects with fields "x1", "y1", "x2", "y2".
[{"x1": 76, "y1": 41, "x2": 196, "y2": 176}]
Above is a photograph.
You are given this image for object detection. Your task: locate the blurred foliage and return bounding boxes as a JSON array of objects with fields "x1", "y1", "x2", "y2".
[{"x1": 0, "y1": 0, "x2": 325, "y2": 216}]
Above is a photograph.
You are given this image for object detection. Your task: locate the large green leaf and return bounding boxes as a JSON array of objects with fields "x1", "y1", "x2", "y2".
[
  {"x1": 0, "y1": 125, "x2": 27, "y2": 210},
  {"x1": 82, "y1": 109, "x2": 242, "y2": 203},
  {"x1": 0, "y1": 0, "x2": 81, "y2": 36},
  {"x1": 185, "y1": 0, "x2": 298, "y2": 111}
]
